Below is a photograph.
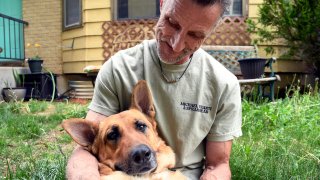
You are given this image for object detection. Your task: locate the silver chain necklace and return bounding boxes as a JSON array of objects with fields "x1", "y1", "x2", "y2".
[{"x1": 158, "y1": 54, "x2": 193, "y2": 83}]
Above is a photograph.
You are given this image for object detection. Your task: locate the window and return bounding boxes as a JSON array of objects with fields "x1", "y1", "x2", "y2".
[
  {"x1": 224, "y1": 0, "x2": 245, "y2": 16},
  {"x1": 63, "y1": 0, "x2": 82, "y2": 30},
  {"x1": 114, "y1": 0, "x2": 160, "y2": 20}
]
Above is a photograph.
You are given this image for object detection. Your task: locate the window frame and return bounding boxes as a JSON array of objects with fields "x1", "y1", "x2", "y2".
[
  {"x1": 112, "y1": 0, "x2": 160, "y2": 20},
  {"x1": 224, "y1": 0, "x2": 248, "y2": 17},
  {"x1": 63, "y1": 0, "x2": 82, "y2": 31}
]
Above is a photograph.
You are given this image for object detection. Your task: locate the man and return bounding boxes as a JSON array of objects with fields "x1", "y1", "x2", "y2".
[{"x1": 67, "y1": 0, "x2": 242, "y2": 179}]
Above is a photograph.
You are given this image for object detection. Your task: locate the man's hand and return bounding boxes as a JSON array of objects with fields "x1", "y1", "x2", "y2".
[
  {"x1": 200, "y1": 140, "x2": 233, "y2": 180},
  {"x1": 200, "y1": 166, "x2": 218, "y2": 180},
  {"x1": 66, "y1": 146, "x2": 100, "y2": 180}
]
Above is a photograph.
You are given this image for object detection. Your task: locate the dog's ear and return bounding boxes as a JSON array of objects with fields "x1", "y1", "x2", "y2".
[
  {"x1": 62, "y1": 118, "x2": 99, "y2": 147},
  {"x1": 130, "y1": 80, "x2": 155, "y2": 118}
]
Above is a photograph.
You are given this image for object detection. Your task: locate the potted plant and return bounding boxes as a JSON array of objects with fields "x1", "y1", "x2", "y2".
[
  {"x1": 26, "y1": 43, "x2": 43, "y2": 73},
  {"x1": 2, "y1": 69, "x2": 27, "y2": 102},
  {"x1": 238, "y1": 58, "x2": 267, "y2": 79}
]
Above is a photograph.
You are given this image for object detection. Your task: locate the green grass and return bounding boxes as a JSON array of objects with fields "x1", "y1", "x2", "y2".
[
  {"x1": 231, "y1": 92, "x2": 320, "y2": 179},
  {"x1": 0, "y1": 88, "x2": 319, "y2": 179},
  {"x1": 0, "y1": 100, "x2": 87, "y2": 179}
]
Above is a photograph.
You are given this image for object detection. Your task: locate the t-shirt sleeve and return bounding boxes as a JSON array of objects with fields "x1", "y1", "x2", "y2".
[
  {"x1": 207, "y1": 80, "x2": 242, "y2": 141},
  {"x1": 88, "y1": 59, "x2": 120, "y2": 116}
]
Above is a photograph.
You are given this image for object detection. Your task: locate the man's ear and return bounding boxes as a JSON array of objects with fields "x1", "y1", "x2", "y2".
[
  {"x1": 130, "y1": 80, "x2": 155, "y2": 118},
  {"x1": 62, "y1": 118, "x2": 99, "y2": 147}
]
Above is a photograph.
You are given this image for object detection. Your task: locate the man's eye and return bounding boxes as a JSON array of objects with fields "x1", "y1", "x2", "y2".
[
  {"x1": 135, "y1": 121, "x2": 147, "y2": 133},
  {"x1": 167, "y1": 17, "x2": 180, "y2": 29},
  {"x1": 106, "y1": 126, "x2": 120, "y2": 141},
  {"x1": 189, "y1": 32, "x2": 205, "y2": 40}
]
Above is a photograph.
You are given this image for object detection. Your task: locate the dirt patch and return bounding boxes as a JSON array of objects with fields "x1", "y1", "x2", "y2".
[
  {"x1": 33, "y1": 125, "x2": 76, "y2": 158},
  {"x1": 69, "y1": 98, "x2": 90, "y2": 105},
  {"x1": 34, "y1": 104, "x2": 56, "y2": 116}
]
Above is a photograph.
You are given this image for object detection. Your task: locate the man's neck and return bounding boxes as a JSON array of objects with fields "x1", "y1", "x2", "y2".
[{"x1": 174, "y1": 55, "x2": 191, "y2": 65}]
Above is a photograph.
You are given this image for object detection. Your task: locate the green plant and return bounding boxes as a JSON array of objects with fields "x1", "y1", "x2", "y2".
[
  {"x1": 42, "y1": 67, "x2": 56, "y2": 103},
  {"x1": 3, "y1": 80, "x2": 11, "y2": 88},
  {"x1": 12, "y1": 69, "x2": 25, "y2": 87},
  {"x1": 246, "y1": 0, "x2": 320, "y2": 76}
]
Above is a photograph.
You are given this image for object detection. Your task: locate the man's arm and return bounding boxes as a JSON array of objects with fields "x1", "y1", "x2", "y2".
[
  {"x1": 200, "y1": 140, "x2": 233, "y2": 180},
  {"x1": 66, "y1": 110, "x2": 107, "y2": 180}
]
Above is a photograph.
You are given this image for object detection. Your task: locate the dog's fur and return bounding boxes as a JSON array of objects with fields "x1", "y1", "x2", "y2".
[{"x1": 62, "y1": 80, "x2": 186, "y2": 179}]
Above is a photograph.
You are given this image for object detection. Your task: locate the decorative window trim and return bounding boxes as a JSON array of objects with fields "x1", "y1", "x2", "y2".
[{"x1": 63, "y1": 0, "x2": 82, "y2": 31}]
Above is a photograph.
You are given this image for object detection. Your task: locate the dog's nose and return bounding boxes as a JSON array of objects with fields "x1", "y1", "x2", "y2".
[{"x1": 130, "y1": 144, "x2": 152, "y2": 165}]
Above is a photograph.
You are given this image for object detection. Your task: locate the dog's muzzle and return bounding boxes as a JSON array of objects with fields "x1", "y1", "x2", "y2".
[{"x1": 115, "y1": 144, "x2": 157, "y2": 175}]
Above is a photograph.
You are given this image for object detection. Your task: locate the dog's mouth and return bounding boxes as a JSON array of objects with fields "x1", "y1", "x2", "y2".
[
  {"x1": 115, "y1": 162, "x2": 157, "y2": 176},
  {"x1": 114, "y1": 144, "x2": 158, "y2": 176}
]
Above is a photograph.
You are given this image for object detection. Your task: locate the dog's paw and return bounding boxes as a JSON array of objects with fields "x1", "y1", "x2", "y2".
[
  {"x1": 154, "y1": 151, "x2": 175, "y2": 173},
  {"x1": 154, "y1": 162, "x2": 173, "y2": 174}
]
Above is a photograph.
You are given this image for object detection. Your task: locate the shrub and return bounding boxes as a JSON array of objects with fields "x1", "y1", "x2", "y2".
[{"x1": 247, "y1": 0, "x2": 320, "y2": 77}]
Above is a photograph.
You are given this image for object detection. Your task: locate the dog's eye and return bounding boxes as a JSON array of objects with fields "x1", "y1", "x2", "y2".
[
  {"x1": 106, "y1": 126, "x2": 121, "y2": 141},
  {"x1": 135, "y1": 121, "x2": 147, "y2": 133}
]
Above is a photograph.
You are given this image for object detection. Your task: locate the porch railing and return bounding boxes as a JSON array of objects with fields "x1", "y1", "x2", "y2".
[{"x1": 0, "y1": 13, "x2": 28, "y2": 62}]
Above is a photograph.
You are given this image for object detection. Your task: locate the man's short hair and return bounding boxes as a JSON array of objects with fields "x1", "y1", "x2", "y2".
[{"x1": 192, "y1": 0, "x2": 230, "y2": 13}]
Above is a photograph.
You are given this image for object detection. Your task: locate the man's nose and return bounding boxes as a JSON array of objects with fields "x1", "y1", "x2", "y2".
[{"x1": 170, "y1": 32, "x2": 186, "y2": 52}]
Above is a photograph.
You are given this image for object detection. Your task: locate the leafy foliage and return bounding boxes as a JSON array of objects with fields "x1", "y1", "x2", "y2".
[
  {"x1": 247, "y1": 0, "x2": 320, "y2": 76},
  {"x1": 12, "y1": 69, "x2": 24, "y2": 87}
]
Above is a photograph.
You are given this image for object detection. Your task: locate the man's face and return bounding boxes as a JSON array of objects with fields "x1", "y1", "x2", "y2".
[{"x1": 155, "y1": 0, "x2": 223, "y2": 64}]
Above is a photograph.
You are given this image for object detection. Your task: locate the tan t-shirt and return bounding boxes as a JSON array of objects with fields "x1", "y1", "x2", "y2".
[{"x1": 89, "y1": 39, "x2": 242, "y2": 179}]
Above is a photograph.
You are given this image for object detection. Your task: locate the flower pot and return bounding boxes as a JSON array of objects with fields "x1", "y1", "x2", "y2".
[
  {"x1": 28, "y1": 59, "x2": 43, "y2": 73},
  {"x1": 238, "y1": 58, "x2": 266, "y2": 79},
  {"x1": 2, "y1": 87, "x2": 27, "y2": 102}
]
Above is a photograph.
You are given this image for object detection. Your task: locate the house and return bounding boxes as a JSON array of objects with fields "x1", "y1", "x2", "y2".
[{"x1": 0, "y1": 0, "x2": 310, "y2": 100}]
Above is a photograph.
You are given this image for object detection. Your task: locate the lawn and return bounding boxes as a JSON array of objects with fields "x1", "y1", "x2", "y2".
[
  {"x1": 0, "y1": 90, "x2": 319, "y2": 179},
  {"x1": 232, "y1": 92, "x2": 320, "y2": 179},
  {"x1": 0, "y1": 99, "x2": 87, "y2": 179}
]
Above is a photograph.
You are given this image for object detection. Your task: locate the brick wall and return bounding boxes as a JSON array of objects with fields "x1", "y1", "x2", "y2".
[{"x1": 23, "y1": 0, "x2": 62, "y2": 74}]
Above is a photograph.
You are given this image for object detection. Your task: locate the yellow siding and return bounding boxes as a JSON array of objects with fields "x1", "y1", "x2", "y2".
[
  {"x1": 62, "y1": 0, "x2": 111, "y2": 74},
  {"x1": 63, "y1": 60, "x2": 103, "y2": 73},
  {"x1": 63, "y1": 49, "x2": 86, "y2": 62},
  {"x1": 63, "y1": 48, "x2": 104, "y2": 62},
  {"x1": 248, "y1": 4, "x2": 260, "y2": 18},
  {"x1": 84, "y1": 9, "x2": 111, "y2": 23},
  {"x1": 62, "y1": 36, "x2": 103, "y2": 50},
  {"x1": 85, "y1": 22, "x2": 105, "y2": 35},
  {"x1": 62, "y1": 28, "x2": 86, "y2": 40},
  {"x1": 86, "y1": 49, "x2": 105, "y2": 61},
  {"x1": 249, "y1": 0, "x2": 264, "y2": 4},
  {"x1": 83, "y1": 0, "x2": 111, "y2": 9}
]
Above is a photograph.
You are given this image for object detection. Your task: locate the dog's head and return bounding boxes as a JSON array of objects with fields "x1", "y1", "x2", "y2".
[{"x1": 62, "y1": 80, "x2": 163, "y2": 176}]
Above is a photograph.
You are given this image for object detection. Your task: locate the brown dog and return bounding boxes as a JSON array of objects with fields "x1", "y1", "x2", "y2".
[{"x1": 62, "y1": 80, "x2": 186, "y2": 179}]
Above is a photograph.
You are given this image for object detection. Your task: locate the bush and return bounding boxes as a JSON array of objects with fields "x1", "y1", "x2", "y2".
[{"x1": 247, "y1": 0, "x2": 320, "y2": 77}]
